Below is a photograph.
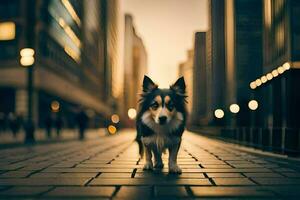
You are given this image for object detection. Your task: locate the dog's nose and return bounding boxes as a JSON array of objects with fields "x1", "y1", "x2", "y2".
[{"x1": 159, "y1": 116, "x2": 167, "y2": 125}]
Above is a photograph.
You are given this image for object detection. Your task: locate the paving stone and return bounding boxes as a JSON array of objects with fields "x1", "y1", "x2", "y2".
[
  {"x1": 155, "y1": 186, "x2": 188, "y2": 197},
  {"x1": 231, "y1": 164, "x2": 263, "y2": 168},
  {"x1": 0, "y1": 163, "x2": 26, "y2": 170},
  {"x1": 97, "y1": 168, "x2": 134, "y2": 173},
  {"x1": 0, "y1": 186, "x2": 51, "y2": 196},
  {"x1": 243, "y1": 173, "x2": 283, "y2": 178},
  {"x1": 31, "y1": 172, "x2": 98, "y2": 178},
  {"x1": 51, "y1": 163, "x2": 77, "y2": 168},
  {"x1": 115, "y1": 186, "x2": 151, "y2": 200},
  {"x1": 190, "y1": 186, "x2": 275, "y2": 197},
  {"x1": 168, "y1": 168, "x2": 273, "y2": 173},
  {"x1": 261, "y1": 164, "x2": 279, "y2": 168},
  {"x1": 226, "y1": 161, "x2": 253, "y2": 164},
  {"x1": 263, "y1": 186, "x2": 300, "y2": 197},
  {"x1": 213, "y1": 178, "x2": 256, "y2": 185},
  {"x1": 0, "y1": 171, "x2": 32, "y2": 178},
  {"x1": 176, "y1": 164, "x2": 201, "y2": 169},
  {"x1": 90, "y1": 178, "x2": 211, "y2": 186},
  {"x1": 83, "y1": 160, "x2": 110, "y2": 164},
  {"x1": 20, "y1": 164, "x2": 52, "y2": 171},
  {"x1": 281, "y1": 172, "x2": 300, "y2": 178},
  {"x1": 76, "y1": 164, "x2": 139, "y2": 168},
  {"x1": 43, "y1": 167, "x2": 101, "y2": 173},
  {"x1": 202, "y1": 164, "x2": 232, "y2": 169},
  {"x1": 273, "y1": 168, "x2": 297, "y2": 172},
  {"x1": 98, "y1": 173, "x2": 132, "y2": 178},
  {"x1": 252, "y1": 178, "x2": 300, "y2": 185},
  {"x1": 218, "y1": 157, "x2": 244, "y2": 161},
  {"x1": 45, "y1": 186, "x2": 115, "y2": 197},
  {"x1": 206, "y1": 173, "x2": 244, "y2": 178},
  {"x1": 134, "y1": 172, "x2": 168, "y2": 178},
  {"x1": 176, "y1": 173, "x2": 205, "y2": 179},
  {"x1": 0, "y1": 178, "x2": 90, "y2": 186}
]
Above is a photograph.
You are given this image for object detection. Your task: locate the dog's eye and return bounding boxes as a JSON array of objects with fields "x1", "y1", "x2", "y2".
[
  {"x1": 151, "y1": 102, "x2": 159, "y2": 110},
  {"x1": 167, "y1": 103, "x2": 174, "y2": 111}
]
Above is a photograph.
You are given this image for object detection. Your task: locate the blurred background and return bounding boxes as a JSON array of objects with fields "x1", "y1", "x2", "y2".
[{"x1": 0, "y1": 0, "x2": 300, "y2": 155}]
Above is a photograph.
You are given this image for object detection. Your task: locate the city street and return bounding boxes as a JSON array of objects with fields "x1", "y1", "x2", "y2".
[{"x1": 0, "y1": 130, "x2": 300, "y2": 199}]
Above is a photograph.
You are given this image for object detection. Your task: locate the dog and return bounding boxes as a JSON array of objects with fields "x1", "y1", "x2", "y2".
[{"x1": 136, "y1": 75, "x2": 187, "y2": 174}]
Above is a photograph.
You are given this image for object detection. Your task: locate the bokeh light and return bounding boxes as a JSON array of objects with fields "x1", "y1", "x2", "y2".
[
  {"x1": 111, "y1": 114, "x2": 120, "y2": 123},
  {"x1": 108, "y1": 125, "x2": 117, "y2": 134},
  {"x1": 250, "y1": 81, "x2": 257, "y2": 89},
  {"x1": 260, "y1": 75, "x2": 267, "y2": 83},
  {"x1": 283, "y1": 62, "x2": 290, "y2": 70},
  {"x1": 272, "y1": 69, "x2": 279, "y2": 77},
  {"x1": 255, "y1": 79, "x2": 262, "y2": 86},
  {"x1": 248, "y1": 100, "x2": 258, "y2": 111},
  {"x1": 51, "y1": 101, "x2": 60, "y2": 112},
  {"x1": 128, "y1": 108, "x2": 137, "y2": 119},
  {"x1": 229, "y1": 104, "x2": 240, "y2": 114},
  {"x1": 214, "y1": 109, "x2": 224, "y2": 119},
  {"x1": 266, "y1": 73, "x2": 273, "y2": 80}
]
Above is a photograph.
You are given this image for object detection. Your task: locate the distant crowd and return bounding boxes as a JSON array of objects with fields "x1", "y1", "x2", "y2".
[{"x1": 0, "y1": 110, "x2": 89, "y2": 140}]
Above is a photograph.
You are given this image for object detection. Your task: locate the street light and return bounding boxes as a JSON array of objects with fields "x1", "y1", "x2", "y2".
[
  {"x1": 20, "y1": 48, "x2": 35, "y2": 66},
  {"x1": 21, "y1": 0, "x2": 36, "y2": 143},
  {"x1": 20, "y1": 48, "x2": 35, "y2": 143}
]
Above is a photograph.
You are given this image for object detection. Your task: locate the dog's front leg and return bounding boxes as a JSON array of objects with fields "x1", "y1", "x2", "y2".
[
  {"x1": 153, "y1": 147, "x2": 164, "y2": 169},
  {"x1": 168, "y1": 140, "x2": 182, "y2": 174},
  {"x1": 143, "y1": 145, "x2": 153, "y2": 170}
]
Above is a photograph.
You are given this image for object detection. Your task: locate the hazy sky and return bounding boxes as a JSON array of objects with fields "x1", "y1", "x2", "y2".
[{"x1": 121, "y1": 0, "x2": 208, "y2": 87}]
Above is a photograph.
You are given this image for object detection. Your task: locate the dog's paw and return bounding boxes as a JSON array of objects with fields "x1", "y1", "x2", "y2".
[
  {"x1": 169, "y1": 164, "x2": 182, "y2": 174},
  {"x1": 154, "y1": 162, "x2": 164, "y2": 169},
  {"x1": 143, "y1": 162, "x2": 153, "y2": 170}
]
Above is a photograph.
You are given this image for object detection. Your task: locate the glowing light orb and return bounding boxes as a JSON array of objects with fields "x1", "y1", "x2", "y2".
[
  {"x1": 229, "y1": 104, "x2": 240, "y2": 114},
  {"x1": 214, "y1": 109, "x2": 224, "y2": 119},
  {"x1": 128, "y1": 108, "x2": 137, "y2": 119},
  {"x1": 111, "y1": 114, "x2": 120, "y2": 123},
  {"x1": 248, "y1": 100, "x2": 258, "y2": 111},
  {"x1": 108, "y1": 125, "x2": 117, "y2": 134}
]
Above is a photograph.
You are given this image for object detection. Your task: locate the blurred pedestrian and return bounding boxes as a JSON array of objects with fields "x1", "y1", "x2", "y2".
[
  {"x1": 76, "y1": 110, "x2": 88, "y2": 140},
  {"x1": 54, "y1": 114, "x2": 63, "y2": 137},
  {"x1": 8, "y1": 113, "x2": 18, "y2": 137},
  {"x1": 45, "y1": 114, "x2": 53, "y2": 138},
  {"x1": 0, "y1": 112, "x2": 5, "y2": 133}
]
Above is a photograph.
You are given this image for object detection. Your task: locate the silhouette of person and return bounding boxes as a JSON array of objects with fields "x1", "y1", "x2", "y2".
[
  {"x1": 45, "y1": 114, "x2": 53, "y2": 138},
  {"x1": 8, "y1": 113, "x2": 18, "y2": 137},
  {"x1": 0, "y1": 112, "x2": 5, "y2": 133},
  {"x1": 77, "y1": 110, "x2": 88, "y2": 140},
  {"x1": 54, "y1": 114, "x2": 63, "y2": 137}
]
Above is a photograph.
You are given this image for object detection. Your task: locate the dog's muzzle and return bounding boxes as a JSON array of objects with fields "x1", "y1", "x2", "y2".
[{"x1": 159, "y1": 116, "x2": 167, "y2": 125}]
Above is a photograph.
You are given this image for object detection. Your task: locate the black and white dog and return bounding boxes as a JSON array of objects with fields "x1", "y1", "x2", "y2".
[{"x1": 136, "y1": 75, "x2": 187, "y2": 174}]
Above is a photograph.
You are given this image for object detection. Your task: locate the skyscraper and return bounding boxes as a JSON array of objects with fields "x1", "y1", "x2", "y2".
[{"x1": 0, "y1": 0, "x2": 120, "y2": 129}]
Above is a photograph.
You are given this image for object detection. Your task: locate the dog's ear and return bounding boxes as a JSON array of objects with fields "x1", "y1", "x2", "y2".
[
  {"x1": 142, "y1": 75, "x2": 158, "y2": 93},
  {"x1": 170, "y1": 77, "x2": 186, "y2": 94}
]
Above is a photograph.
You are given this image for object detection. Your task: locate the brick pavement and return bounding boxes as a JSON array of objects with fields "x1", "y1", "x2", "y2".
[{"x1": 0, "y1": 130, "x2": 300, "y2": 199}]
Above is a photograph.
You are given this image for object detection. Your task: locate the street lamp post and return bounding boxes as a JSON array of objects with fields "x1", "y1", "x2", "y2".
[{"x1": 21, "y1": 1, "x2": 36, "y2": 143}]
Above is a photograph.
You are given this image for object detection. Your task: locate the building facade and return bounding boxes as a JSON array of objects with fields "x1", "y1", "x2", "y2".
[
  {"x1": 0, "y1": 0, "x2": 120, "y2": 129},
  {"x1": 178, "y1": 49, "x2": 194, "y2": 117},
  {"x1": 187, "y1": 0, "x2": 300, "y2": 154},
  {"x1": 123, "y1": 14, "x2": 147, "y2": 126}
]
